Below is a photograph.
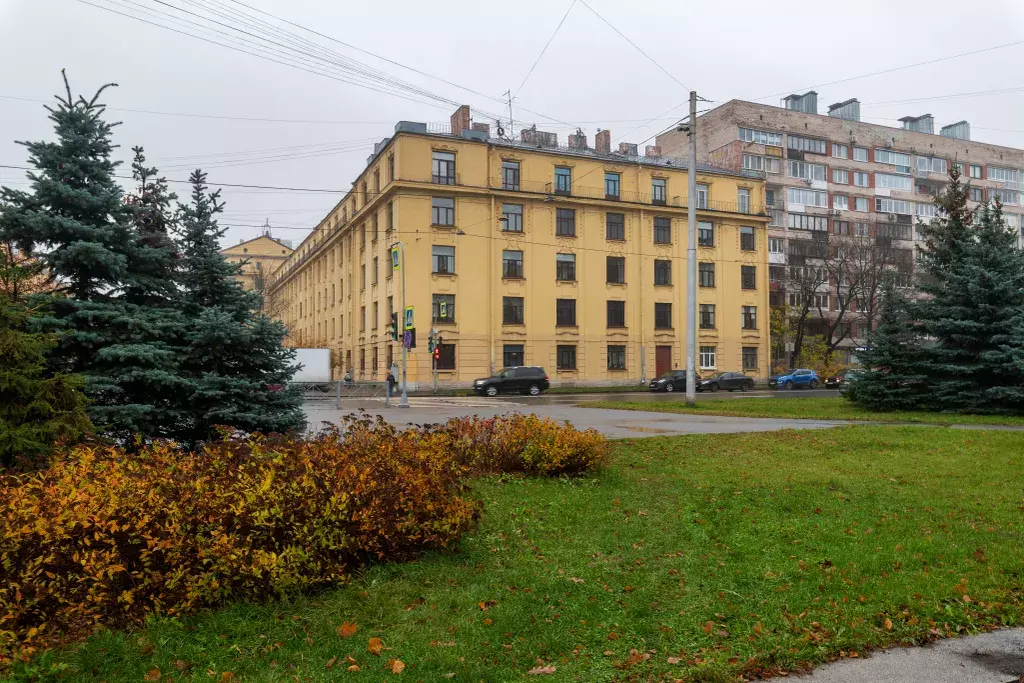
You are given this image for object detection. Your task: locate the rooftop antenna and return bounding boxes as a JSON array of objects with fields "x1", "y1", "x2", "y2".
[
  {"x1": 262, "y1": 218, "x2": 272, "y2": 237},
  {"x1": 502, "y1": 89, "x2": 515, "y2": 138}
]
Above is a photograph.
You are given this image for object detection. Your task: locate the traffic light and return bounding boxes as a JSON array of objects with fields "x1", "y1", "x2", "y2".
[
  {"x1": 390, "y1": 313, "x2": 399, "y2": 340},
  {"x1": 433, "y1": 347, "x2": 440, "y2": 364}
]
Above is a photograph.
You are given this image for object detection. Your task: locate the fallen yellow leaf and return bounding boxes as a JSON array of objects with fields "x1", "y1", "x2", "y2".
[
  {"x1": 386, "y1": 658, "x2": 405, "y2": 674},
  {"x1": 368, "y1": 637, "x2": 384, "y2": 655}
]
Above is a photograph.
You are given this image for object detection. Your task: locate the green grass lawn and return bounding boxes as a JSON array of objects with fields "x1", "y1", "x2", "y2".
[
  {"x1": 588, "y1": 396, "x2": 1024, "y2": 427},
  {"x1": 26, "y1": 427, "x2": 1024, "y2": 682}
]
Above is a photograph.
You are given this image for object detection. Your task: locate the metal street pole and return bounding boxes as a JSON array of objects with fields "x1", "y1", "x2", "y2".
[
  {"x1": 685, "y1": 91, "x2": 698, "y2": 406},
  {"x1": 395, "y1": 240, "x2": 410, "y2": 408}
]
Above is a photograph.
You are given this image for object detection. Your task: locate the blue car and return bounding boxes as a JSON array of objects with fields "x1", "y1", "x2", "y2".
[{"x1": 768, "y1": 368, "x2": 820, "y2": 390}]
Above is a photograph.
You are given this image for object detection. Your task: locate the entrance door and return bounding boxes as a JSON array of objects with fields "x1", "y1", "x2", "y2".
[{"x1": 655, "y1": 346, "x2": 673, "y2": 377}]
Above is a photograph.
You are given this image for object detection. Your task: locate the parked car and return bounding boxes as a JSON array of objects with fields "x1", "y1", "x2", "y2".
[
  {"x1": 473, "y1": 366, "x2": 550, "y2": 396},
  {"x1": 649, "y1": 370, "x2": 690, "y2": 392},
  {"x1": 838, "y1": 369, "x2": 863, "y2": 395},
  {"x1": 697, "y1": 372, "x2": 755, "y2": 393},
  {"x1": 824, "y1": 369, "x2": 859, "y2": 389},
  {"x1": 769, "y1": 368, "x2": 820, "y2": 390}
]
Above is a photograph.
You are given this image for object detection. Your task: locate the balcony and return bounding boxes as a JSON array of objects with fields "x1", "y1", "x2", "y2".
[{"x1": 432, "y1": 173, "x2": 459, "y2": 186}]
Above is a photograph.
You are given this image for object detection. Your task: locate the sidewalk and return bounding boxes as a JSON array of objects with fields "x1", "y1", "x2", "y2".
[{"x1": 799, "y1": 629, "x2": 1024, "y2": 682}]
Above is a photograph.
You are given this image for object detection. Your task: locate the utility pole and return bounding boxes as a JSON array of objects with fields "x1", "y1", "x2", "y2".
[{"x1": 685, "y1": 91, "x2": 698, "y2": 406}]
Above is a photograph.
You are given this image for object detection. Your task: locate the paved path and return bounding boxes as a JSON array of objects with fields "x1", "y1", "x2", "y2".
[
  {"x1": 799, "y1": 628, "x2": 1024, "y2": 682},
  {"x1": 304, "y1": 399, "x2": 848, "y2": 439}
]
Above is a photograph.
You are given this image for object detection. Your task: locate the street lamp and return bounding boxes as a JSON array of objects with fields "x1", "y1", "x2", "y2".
[{"x1": 390, "y1": 240, "x2": 410, "y2": 408}]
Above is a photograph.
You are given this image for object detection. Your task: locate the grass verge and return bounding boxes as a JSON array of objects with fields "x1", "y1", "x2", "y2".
[
  {"x1": 587, "y1": 396, "x2": 1024, "y2": 427},
  {"x1": 24, "y1": 427, "x2": 1024, "y2": 682}
]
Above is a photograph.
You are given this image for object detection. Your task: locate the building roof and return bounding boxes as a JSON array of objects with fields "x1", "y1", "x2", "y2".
[{"x1": 221, "y1": 233, "x2": 294, "y2": 255}]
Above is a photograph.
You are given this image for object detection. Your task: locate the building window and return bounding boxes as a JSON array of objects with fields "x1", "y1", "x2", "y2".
[
  {"x1": 432, "y1": 151, "x2": 455, "y2": 184},
  {"x1": 604, "y1": 172, "x2": 621, "y2": 199},
  {"x1": 742, "y1": 347, "x2": 758, "y2": 370},
  {"x1": 853, "y1": 172, "x2": 869, "y2": 187},
  {"x1": 833, "y1": 195, "x2": 849, "y2": 211},
  {"x1": 607, "y1": 345, "x2": 626, "y2": 370},
  {"x1": 916, "y1": 156, "x2": 948, "y2": 174},
  {"x1": 769, "y1": 209, "x2": 784, "y2": 227},
  {"x1": 834, "y1": 220, "x2": 851, "y2": 235},
  {"x1": 654, "y1": 302, "x2": 672, "y2": 329},
  {"x1": 653, "y1": 216, "x2": 672, "y2": 244},
  {"x1": 853, "y1": 147, "x2": 868, "y2": 162},
  {"x1": 654, "y1": 259, "x2": 671, "y2": 286},
  {"x1": 360, "y1": 305, "x2": 366, "y2": 331},
  {"x1": 875, "y1": 149, "x2": 911, "y2": 174},
  {"x1": 698, "y1": 221, "x2": 714, "y2": 246},
  {"x1": 990, "y1": 188, "x2": 1019, "y2": 205},
  {"x1": 503, "y1": 343, "x2": 524, "y2": 367},
  {"x1": 832, "y1": 143, "x2": 848, "y2": 158},
  {"x1": 372, "y1": 302, "x2": 379, "y2": 329},
  {"x1": 554, "y1": 166, "x2": 572, "y2": 194},
  {"x1": 502, "y1": 160, "x2": 520, "y2": 190},
  {"x1": 502, "y1": 296, "x2": 524, "y2": 325},
  {"x1": 695, "y1": 183, "x2": 709, "y2": 209},
  {"x1": 741, "y1": 265, "x2": 756, "y2": 289},
  {"x1": 359, "y1": 348, "x2": 365, "y2": 372},
  {"x1": 387, "y1": 154, "x2": 395, "y2": 183},
  {"x1": 432, "y1": 294, "x2": 455, "y2": 324},
  {"x1": 556, "y1": 208, "x2": 576, "y2": 236},
  {"x1": 555, "y1": 253, "x2": 576, "y2": 281},
  {"x1": 556, "y1": 345, "x2": 576, "y2": 370},
  {"x1": 969, "y1": 164, "x2": 983, "y2": 179},
  {"x1": 502, "y1": 203, "x2": 523, "y2": 232},
  {"x1": 765, "y1": 157, "x2": 781, "y2": 174},
  {"x1": 387, "y1": 200, "x2": 394, "y2": 232},
  {"x1": 432, "y1": 245, "x2": 455, "y2": 274},
  {"x1": 833, "y1": 169, "x2": 849, "y2": 184},
  {"x1": 876, "y1": 173, "x2": 912, "y2": 191},
  {"x1": 371, "y1": 257, "x2": 379, "y2": 284},
  {"x1": 788, "y1": 160, "x2": 827, "y2": 182},
  {"x1": 432, "y1": 197, "x2": 455, "y2": 226},
  {"x1": 788, "y1": 134, "x2": 827, "y2": 154},
  {"x1": 876, "y1": 198, "x2": 913, "y2": 215},
  {"x1": 971, "y1": 187, "x2": 984, "y2": 202},
  {"x1": 606, "y1": 212, "x2": 625, "y2": 240},
  {"x1": 699, "y1": 262, "x2": 715, "y2": 288},
  {"x1": 699, "y1": 304, "x2": 715, "y2": 329},
  {"x1": 606, "y1": 256, "x2": 625, "y2": 284},
  {"x1": 436, "y1": 343, "x2": 456, "y2": 370},
  {"x1": 738, "y1": 188, "x2": 751, "y2": 214},
  {"x1": 769, "y1": 237, "x2": 784, "y2": 253},
  {"x1": 738, "y1": 127, "x2": 782, "y2": 146},
  {"x1": 699, "y1": 345, "x2": 717, "y2": 369},
  {"x1": 742, "y1": 305, "x2": 758, "y2": 330},
  {"x1": 556, "y1": 298, "x2": 577, "y2": 326},
  {"x1": 787, "y1": 188, "x2": 827, "y2": 207},
  {"x1": 652, "y1": 178, "x2": 667, "y2": 205},
  {"x1": 740, "y1": 225, "x2": 756, "y2": 251},
  {"x1": 742, "y1": 154, "x2": 764, "y2": 171},
  {"x1": 854, "y1": 197, "x2": 869, "y2": 212},
  {"x1": 854, "y1": 221, "x2": 870, "y2": 237},
  {"x1": 502, "y1": 249, "x2": 523, "y2": 278},
  {"x1": 607, "y1": 300, "x2": 625, "y2": 327},
  {"x1": 386, "y1": 344, "x2": 393, "y2": 370}
]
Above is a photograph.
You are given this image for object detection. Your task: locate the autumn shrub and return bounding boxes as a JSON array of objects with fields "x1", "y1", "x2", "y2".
[
  {"x1": 436, "y1": 413, "x2": 608, "y2": 476},
  {"x1": 0, "y1": 428, "x2": 479, "y2": 668}
]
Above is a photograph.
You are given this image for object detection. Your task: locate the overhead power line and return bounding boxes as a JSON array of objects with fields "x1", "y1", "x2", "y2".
[
  {"x1": 514, "y1": 0, "x2": 577, "y2": 98},
  {"x1": 578, "y1": 0, "x2": 688, "y2": 93}
]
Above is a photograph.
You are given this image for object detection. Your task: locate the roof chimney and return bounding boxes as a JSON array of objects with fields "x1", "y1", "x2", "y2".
[
  {"x1": 899, "y1": 114, "x2": 934, "y2": 134},
  {"x1": 450, "y1": 105, "x2": 471, "y2": 135},
  {"x1": 595, "y1": 129, "x2": 611, "y2": 154},
  {"x1": 618, "y1": 142, "x2": 638, "y2": 156},
  {"x1": 568, "y1": 129, "x2": 588, "y2": 149},
  {"x1": 783, "y1": 91, "x2": 818, "y2": 114},
  {"x1": 827, "y1": 98, "x2": 860, "y2": 122},
  {"x1": 940, "y1": 121, "x2": 970, "y2": 141},
  {"x1": 645, "y1": 145, "x2": 662, "y2": 157}
]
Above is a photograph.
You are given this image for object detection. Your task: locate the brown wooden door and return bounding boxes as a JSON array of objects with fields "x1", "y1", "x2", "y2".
[{"x1": 655, "y1": 346, "x2": 672, "y2": 377}]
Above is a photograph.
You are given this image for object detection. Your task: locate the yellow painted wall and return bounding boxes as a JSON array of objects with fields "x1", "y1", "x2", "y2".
[
  {"x1": 221, "y1": 235, "x2": 293, "y2": 291},
  {"x1": 267, "y1": 131, "x2": 770, "y2": 387}
]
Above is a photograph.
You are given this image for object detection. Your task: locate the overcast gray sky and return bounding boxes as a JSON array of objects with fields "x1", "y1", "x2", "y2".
[{"x1": 3, "y1": 0, "x2": 1024, "y2": 248}]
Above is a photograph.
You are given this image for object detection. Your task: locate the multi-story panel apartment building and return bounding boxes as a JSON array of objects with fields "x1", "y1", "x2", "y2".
[
  {"x1": 266, "y1": 106, "x2": 770, "y2": 388},
  {"x1": 658, "y1": 94, "x2": 1024, "y2": 364}
]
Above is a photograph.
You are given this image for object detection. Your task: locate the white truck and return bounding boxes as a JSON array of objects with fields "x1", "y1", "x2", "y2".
[{"x1": 291, "y1": 348, "x2": 332, "y2": 384}]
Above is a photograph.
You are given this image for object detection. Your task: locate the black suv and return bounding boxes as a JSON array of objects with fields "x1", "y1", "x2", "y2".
[
  {"x1": 649, "y1": 370, "x2": 689, "y2": 392},
  {"x1": 473, "y1": 366, "x2": 550, "y2": 397}
]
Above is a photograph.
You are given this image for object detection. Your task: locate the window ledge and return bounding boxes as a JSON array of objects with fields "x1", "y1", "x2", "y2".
[
  {"x1": 653, "y1": 242, "x2": 673, "y2": 247},
  {"x1": 502, "y1": 276, "x2": 525, "y2": 282},
  {"x1": 502, "y1": 323, "x2": 525, "y2": 328},
  {"x1": 606, "y1": 237, "x2": 626, "y2": 243},
  {"x1": 607, "y1": 367, "x2": 627, "y2": 372},
  {"x1": 433, "y1": 321, "x2": 456, "y2": 326},
  {"x1": 606, "y1": 325, "x2": 627, "y2": 330},
  {"x1": 556, "y1": 325, "x2": 579, "y2": 330},
  {"x1": 654, "y1": 283, "x2": 673, "y2": 288},
  {"x1": 432, "y1": 224, "x2": 456, "y2": 229},
  {"x1": 432, "y1": 272, "x2": 456, "y2": 278},
  {"x1": 606, "y1": 281, "x2": 627, "y2": 287},
  {"x1": 654, "y1": 327, "x2": 674, "y2": 331}
]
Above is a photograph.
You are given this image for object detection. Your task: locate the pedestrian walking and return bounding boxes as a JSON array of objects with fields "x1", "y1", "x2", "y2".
[{"x1": 385, "y1": 369, "x2": 396, "y2": 407}]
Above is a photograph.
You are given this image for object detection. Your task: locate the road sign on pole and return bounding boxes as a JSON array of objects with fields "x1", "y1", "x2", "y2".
[
  {"x1": 404, "y1": 306, "x2": 414, "y2": 330},
  {"x1": 391, "y1": 247, "x2": 400, "y2": 271}
]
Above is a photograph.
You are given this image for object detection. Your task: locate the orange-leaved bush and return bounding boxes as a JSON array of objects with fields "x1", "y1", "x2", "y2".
[
  {"x1": 0, "y1": 413, "x2": 606, "y2": 667},
  {"x1": 0, "y1": 426, "x2": 479, "y2": 667}
]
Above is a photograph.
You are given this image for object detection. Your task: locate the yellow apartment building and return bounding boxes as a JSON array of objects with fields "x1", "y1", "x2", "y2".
[
  {"x1": 221, "y1": 233, "x2": 294, "y2": 291},
  {"x1": 266, "y1": 106, "x2": 770, "y2": 388}
]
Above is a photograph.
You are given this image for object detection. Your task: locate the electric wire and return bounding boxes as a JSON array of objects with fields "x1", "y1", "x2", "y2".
[{"x1": 514, "y1": 0, "x2": 577, "y2": 98}]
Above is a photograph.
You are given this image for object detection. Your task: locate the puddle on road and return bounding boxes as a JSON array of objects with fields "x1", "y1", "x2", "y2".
[{"x1": 614, "y1": 424, "x2": 675, "y2": 433}]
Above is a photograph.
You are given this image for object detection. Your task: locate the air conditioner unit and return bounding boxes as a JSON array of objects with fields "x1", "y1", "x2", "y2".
[
  {"x1": 828, "y1": 209, "x2": 841, "y2": 216},
  {"x1": 888, "y1": 213, "x2": 898, "y2": 221}
]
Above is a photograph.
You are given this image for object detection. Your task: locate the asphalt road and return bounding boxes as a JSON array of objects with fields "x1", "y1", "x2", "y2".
[{"x1": 490, "y1": 387, "x2": 842, "y2": 405}]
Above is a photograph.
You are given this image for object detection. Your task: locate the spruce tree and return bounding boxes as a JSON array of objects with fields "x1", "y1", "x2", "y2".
[
  {"x1": 176, "y1": 170, "x2": 304, "y2": 448},
  {"x1": 916, "y1": 167, "x2": 1024, "y2": 413},
  {"x1": 0, "y1": 72, "x2": 189, "y2": 442},
  {"x1": 124, "y1": 146, "x2": 179, "y2": 306},
  {"x1": 846, "y1": 278, "x2": 928, "y2": 411}
]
